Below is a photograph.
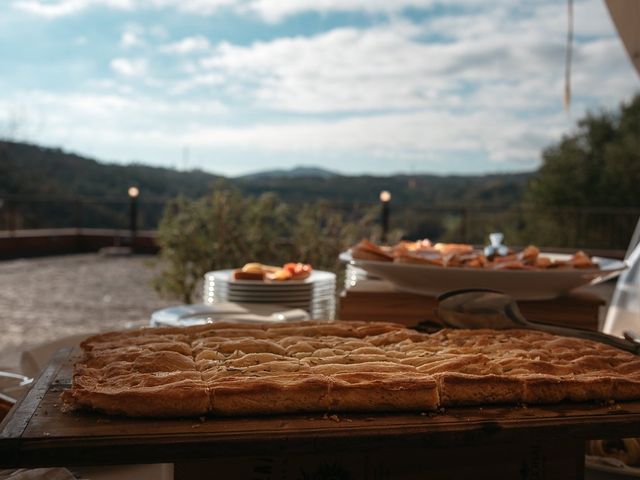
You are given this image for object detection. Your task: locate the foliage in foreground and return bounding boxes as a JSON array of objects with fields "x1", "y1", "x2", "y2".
[{"x1": 153, "y1": 186, "x2": 401, "y2": 303}]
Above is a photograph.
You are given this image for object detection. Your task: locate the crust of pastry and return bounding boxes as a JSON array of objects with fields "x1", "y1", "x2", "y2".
[
  {"x1": 612, "y1": 378, "x2": 640, "y2": 400},
  {"x1": 437, "y1": 373, "x2": 524, "y2": 406},
  {"x1": 329, "y1": 372, "x2": 439, "y2": 412},
  {"x1": 63, "y1": 373, "x2": 210, "y2": 417},
  {"x1": 210, "y1": 374, "x2": 332, "y2": 415}
]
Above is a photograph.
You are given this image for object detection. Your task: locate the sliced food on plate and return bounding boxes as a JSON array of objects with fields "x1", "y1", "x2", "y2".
[
  {"x1": 233, "y1": 262, "x2": 313, "y2": 281},
  {"x1": 351, "y1": 238, "x2": 597, "y2": 270}
]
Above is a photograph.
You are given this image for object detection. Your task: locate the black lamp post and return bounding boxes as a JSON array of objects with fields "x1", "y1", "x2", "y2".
[
  {"x1": 380, "y1": 190, "x2": 391, "y2": 244},
  {"x1": 128, "y1": 186, "x2": 139, "y2": 246}
]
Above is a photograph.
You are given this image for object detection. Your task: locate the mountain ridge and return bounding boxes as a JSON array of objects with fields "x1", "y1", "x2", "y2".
[
  {"x1": 0, "y1": 140, "x2": 533, "y2": 230},
  {"x1": 238, "y1": 166, "x2": 340, "y2": 180}
]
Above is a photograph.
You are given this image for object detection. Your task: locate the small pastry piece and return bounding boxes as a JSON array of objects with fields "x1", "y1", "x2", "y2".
[
  {"x1": 548, "y1": 251, "x2": 596, "y2": 270},
  {"x1": 394, "y1": 252, "x2": 443, "y2": 266},
  {"x1": 443, "y1": 253, "x2": 463, "y2": 267},
  {"x1": 351, "y1": 239, "x2": 394, "y2": 262},
  {"x1": 568, "y1": 250, "x2": 596, "y2": 269},
  {"x1": 283, "y1": 262, "x2": 313, "y2": 280},
  {"x1": 519, "y1": 245, "x2": 540, "y2": 265},
  {"x1": 266, "y1": 268, "x2": 293, "y2": 281},
  {"x1": 491, "y1": 253, "x2": 519, "y2": 264},
  {"x1": 233, "y1": 262, "x2": 265, "y2": 280},
  {"x1": 534, "y1": 256, "x2": 553, "y2": 269},
  {"x1": 393, "y1": 239, "x2": 436, "y2": 254},
  {"x1": 391, "y1": 241, "x2": 413, "y2": 256},
  {"x1": 461, "y1": 253, "x2": 488, "y2": 268},
  {"x1": 489, "y1": 260, "x2": 533, "y2": 270},
  {"x1": 434, "y1": 243, "x2": 474, "y2": 255}
]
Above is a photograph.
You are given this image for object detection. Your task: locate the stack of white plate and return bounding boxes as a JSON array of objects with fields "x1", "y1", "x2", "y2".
[
  {"x1": 203, "y1": 270, "x2": 336, "y2": 320},
  {"x1": 344, "y1": 264, "x2": 369, "y2": 289},
  {"x1": 344, "y1": 264, "x2": 384, "y2": 289}
]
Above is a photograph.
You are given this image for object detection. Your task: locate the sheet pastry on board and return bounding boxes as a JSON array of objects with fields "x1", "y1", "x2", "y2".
[{"x1": 61, "y1": 320, "x2": 640, "y2": 417}]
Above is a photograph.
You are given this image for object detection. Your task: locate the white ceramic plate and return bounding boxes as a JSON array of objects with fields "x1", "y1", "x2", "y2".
[
  {"x1": 150, "y1": 303, "x2": 311, "y2": 327},
  {"x1": 339, "y1": 251, "x2": 626, "y2": 300}
]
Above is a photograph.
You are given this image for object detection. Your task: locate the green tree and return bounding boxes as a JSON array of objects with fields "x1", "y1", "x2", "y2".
[
  {"x1": 152, "y1": 185, "x2": 290, "y2": 303},
  {"x1": 520, "y1": 93, "x2": 640, "y2": 249}
]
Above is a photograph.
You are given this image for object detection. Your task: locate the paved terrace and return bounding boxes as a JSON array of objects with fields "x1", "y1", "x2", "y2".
[{"x1": 0, "y1": 254, "x2": 175, "y2": 371}]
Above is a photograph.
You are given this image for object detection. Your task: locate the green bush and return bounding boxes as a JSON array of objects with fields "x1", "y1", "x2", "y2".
[{"x1": 153, "y1": 188, "x2": 401, "y2": 303}]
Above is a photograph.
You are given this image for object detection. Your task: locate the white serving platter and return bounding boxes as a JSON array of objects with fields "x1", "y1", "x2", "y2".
[{"x1": 339, "y1": 251, "x2": 626, "y2": 300}]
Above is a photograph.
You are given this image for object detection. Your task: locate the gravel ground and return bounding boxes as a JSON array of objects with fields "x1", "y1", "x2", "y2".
[{"x1": 0, "y1": 253, "x2": 176, "y2": 371}]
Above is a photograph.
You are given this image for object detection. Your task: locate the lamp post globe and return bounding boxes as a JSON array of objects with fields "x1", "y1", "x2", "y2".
[
  {"x1": 128, "y1": 186, "x2": 139, "y2": 246},
  {"x1": 379, "y1": 191, "x2": 391, "y2": 243}
]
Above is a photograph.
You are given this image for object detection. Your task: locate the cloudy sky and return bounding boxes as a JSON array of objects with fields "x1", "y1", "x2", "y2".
[{"x1": 0, "y1": 0, "x2": 638, "y2": 176}]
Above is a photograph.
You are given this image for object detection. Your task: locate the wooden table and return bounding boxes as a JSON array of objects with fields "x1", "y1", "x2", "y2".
[
  {"x1": 2, "y1": 348, "x2": 639, "y2": 479},
  {"x1": 340, "y1": 287, "x2": 605, "y2": 330}
]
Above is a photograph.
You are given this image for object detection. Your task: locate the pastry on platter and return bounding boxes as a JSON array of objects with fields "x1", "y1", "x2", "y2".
[
  {"x1": 350, "y1": 239, "x2": 599, "y2": 271},
  {"x1": 351, "y1": 239, "x2": 394, "y2": 262}
]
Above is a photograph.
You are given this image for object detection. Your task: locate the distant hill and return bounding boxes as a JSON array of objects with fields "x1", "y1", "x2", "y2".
[
  {"x1": 236, "y1": 171, "x2": 532, "y2": 206},
  {"x1": 0, "y1": 141, "x2": 222, "y2": 229},
  {"x1": 239, "y1": 166, "x2": 339, "y2": 180},
  {"x1": 0, "y1": 140, "x2": 534, "y2": 230},
  {"x1": 0, "y1": 141, "x2": 221, "y2": 200}
]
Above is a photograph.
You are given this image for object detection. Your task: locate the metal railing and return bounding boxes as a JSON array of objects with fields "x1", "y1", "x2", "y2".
[{"x1": 0, "y1": 195, "x2": 637, "y2": 254}]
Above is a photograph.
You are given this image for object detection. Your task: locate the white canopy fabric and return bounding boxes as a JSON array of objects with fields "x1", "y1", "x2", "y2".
[{"x1": 605, "y1": 0, "x2": 640, "y2": 77}]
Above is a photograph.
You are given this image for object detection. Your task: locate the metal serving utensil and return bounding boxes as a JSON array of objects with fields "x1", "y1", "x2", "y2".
[{"x1": 435, "y1": 289, "x2": 640, "y2": 355}]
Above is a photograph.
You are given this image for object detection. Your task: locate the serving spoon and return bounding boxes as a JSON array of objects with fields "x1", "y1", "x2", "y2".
[{"x1": 435, "y1": 289, "x2": 640, "y2": 355}]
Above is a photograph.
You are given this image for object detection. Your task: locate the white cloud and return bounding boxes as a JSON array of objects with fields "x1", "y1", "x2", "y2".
[
  {"x1": 119, "y1": 23, "x2": 145, "y2": 48},
  {"x1": 23, "y1": 105, "x2": 559, "y2": 172},
  {"x1": 0, "y1": 90, "x2": 227, "y2": 136},
  {"x1": 148, "y1": 0, "x2": 238, "y2": 14},
  {"x1": 196, "y1": 21, "x2": 527, "y2": 112},
  {"x1": 121, "y1": 31, "x2": 140, "y2": 48},
  {"x1": 244, "y1": 0, "x2": 437, "y2": 23},
  {"x1": 5, "y1": 0, "x2": 639, "y2": 175},
  {"x1": 9, "y1": 0, "x2": 513, "y2": 20},
  {"x1": 161, "y1": 36, "x2": 211, "y2": 54},
  {"x1": 3, "y1": 88, "x2": 556, "y2": 171},
  {"x1": 9, "y1": 0, "x2": 621, "y2": 33},
  {"x1": 110, "y1": 58, "x2": 148, "y2": 76},
  {"x1": 149, "y1": 25, "x2": 168, "y2": 40},
  {"x1": 12, "y1": 0, "x2": 240, "y2": 17},
  {"x1": 192, "y1": 0, "x2": 636, "y2": 116},
  {"x1": 169, "y1": 73, "x2": 225, "y2": 95},
  {"x1": 12, "y1": 0, "x2": 134, "y2": 17}
]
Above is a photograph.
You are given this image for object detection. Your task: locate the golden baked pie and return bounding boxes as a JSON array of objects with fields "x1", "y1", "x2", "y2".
[{"x1": 62, "y1": 321, "x2": 640, "y2": 417}]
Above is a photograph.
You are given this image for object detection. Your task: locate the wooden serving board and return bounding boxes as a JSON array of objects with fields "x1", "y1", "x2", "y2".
[
  {"x1": 340, "y1": 289, "x2": 604, "y2": 330},
  {"x1": 2, "y1": 348, "x2": 640, "y2": 478}
]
